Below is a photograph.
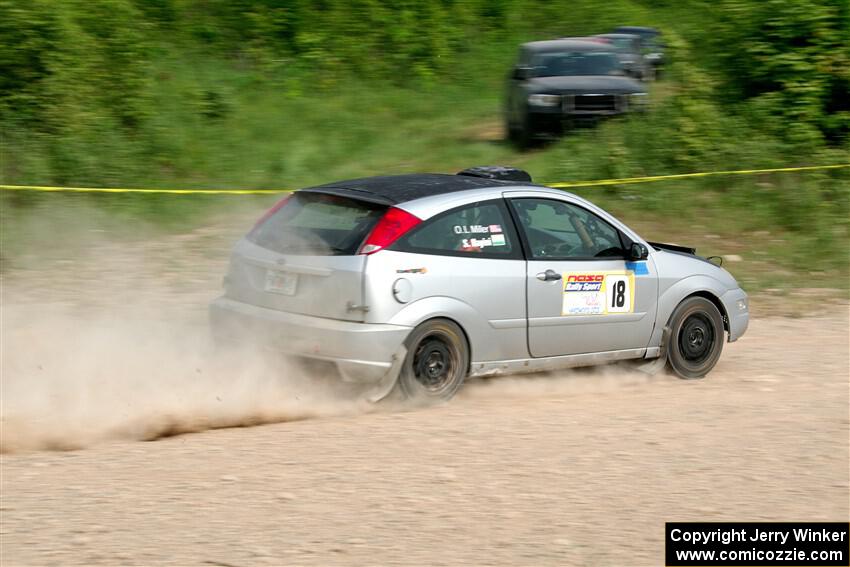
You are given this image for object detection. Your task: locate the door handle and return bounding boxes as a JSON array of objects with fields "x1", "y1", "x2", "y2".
[{"x1": 536, "y1": 269, "x2": 562, "y2": 282}]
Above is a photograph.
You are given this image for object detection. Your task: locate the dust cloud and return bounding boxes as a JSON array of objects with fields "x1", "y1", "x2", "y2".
[
  {"x1": 0, "y1": 202, "x2": 375, "y2": 453},
  {"x1": 0, "y1": 302, "x2": 375, "y2": 453}
]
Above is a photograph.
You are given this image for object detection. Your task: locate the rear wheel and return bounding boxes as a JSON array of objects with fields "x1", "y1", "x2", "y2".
[
  {"x1": 667, "y1": 297, "x2": 724, "y2": 379},
  {"x1": 397, "y1": 319, "x2": 468, "y2": 402}
]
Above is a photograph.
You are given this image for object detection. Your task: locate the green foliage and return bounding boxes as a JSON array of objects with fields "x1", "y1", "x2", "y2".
[
  {"x1": 696, "y1": 0, "x2": 850, "y2": 144},
  {"x1": 0, "y1": 0, "x2": 151, "y2": 129},
  {"x1": 0, "y1": 0, "x2": 848, "y2": 291}
]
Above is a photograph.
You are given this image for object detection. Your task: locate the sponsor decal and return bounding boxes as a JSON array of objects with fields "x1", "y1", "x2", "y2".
[
  {"x1": 566, "y1": 274, "x2": 604, "y2": 282},
  {"x1": 396, "y1": 267, "x2": 427, "y2": 274},
  {"x1": 564, "y1": 273, "x2": 604, "y2": 292},
  {"x1": 565, "y1": 281, "x2": 602, "y2": 292},
  {"x1": 562, "y1": 271, "x2": 635, "y2": 316}
]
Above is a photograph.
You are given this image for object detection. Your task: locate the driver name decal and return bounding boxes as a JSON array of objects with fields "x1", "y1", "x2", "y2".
[
  {"x1": 562, "y1": 271, "x2": 635, "y2": 316},
  {"x1": 453, "y1": 224, "x2": 491, "y2": 234}
]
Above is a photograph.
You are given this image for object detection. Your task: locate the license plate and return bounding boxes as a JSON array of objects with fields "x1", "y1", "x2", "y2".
[{"x1": 264, "y1": 270, "x2": 297, "y2": 295}]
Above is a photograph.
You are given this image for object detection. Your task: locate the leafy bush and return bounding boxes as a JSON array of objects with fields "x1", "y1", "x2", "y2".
[{"x1": 691, "y1": 0, "x2": 850, "y2": 145}]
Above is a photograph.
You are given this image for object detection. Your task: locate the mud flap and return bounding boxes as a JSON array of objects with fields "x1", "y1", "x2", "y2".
[
  {"x1": 365, "y1": 344, "x2": 407, "y2": 403},
  {"x1": 636, "y1": 325, "x2": 671, "y2": 375}
]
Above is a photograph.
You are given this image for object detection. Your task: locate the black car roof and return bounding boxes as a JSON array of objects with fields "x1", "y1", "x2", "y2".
[
  {"x1": 301, "y1": 173, "x2": 526, "y2": 205},
  {"x1": 521, "y1": 39, "x2": 612, "y2": 54}
]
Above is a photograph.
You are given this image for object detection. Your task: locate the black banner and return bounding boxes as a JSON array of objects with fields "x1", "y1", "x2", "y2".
[{"x1": 666, "y1": 522, "x2": 849, "y2": 566}]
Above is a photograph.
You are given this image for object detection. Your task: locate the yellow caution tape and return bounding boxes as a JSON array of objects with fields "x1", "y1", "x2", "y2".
[
  {"x1": 0, "y1": 185, "x2": 289, "y2": 195},
  {"x1": 547, "y1": 163, "x2": 850, "y2": 189},
  {"x1": 0, "y1": 163, "x2": 847, "y2": 194}
]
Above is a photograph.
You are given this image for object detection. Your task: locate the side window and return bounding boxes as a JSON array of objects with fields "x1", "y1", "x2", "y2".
[
  {"x1": 393, "y1": 200, "x2": 519, "y2": 258},
  {"x1": 510, "y1": 198, "x2": 625, "y2": 260}
]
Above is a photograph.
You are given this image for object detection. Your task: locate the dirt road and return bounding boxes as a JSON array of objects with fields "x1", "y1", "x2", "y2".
[{"x1": 1, "y1": 308, "x2": 848, "y2": 566}]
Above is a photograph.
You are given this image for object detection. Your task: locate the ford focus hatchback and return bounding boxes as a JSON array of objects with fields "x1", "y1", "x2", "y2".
[{"x1": 210, "y1": 167, "x2": 748, "y2": 402}]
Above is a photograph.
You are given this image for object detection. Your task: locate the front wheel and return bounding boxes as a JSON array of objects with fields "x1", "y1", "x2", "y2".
[
  {"x1": 666, "y1": 296, "x2": 724, "y2": 379},
  {"x1": 397, "y1": 319, "x2": 469, "y2": 402},
  {"x1": 507, "y1": 111, "x2": 534, "y2": 150}
]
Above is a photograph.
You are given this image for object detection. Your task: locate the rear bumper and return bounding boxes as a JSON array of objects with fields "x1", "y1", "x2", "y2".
[
  {"x1": 209, "y1": 296, "x2": 412, "y2": 382},
  {"x1": 720, "y1": 288, "x2": 749, "y2": 342}
]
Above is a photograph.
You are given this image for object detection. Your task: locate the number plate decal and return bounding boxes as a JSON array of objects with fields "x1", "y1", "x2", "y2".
[
  {"x1": 561, "y1": 271, "x2": 635, "y2": 316},
  {"x1": 265, "y1": 270, "x2": 298, "y2": 295}
]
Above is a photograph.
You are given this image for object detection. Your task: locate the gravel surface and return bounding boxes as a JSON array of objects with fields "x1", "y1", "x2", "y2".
[{"x1": 1, "y1": 308, "x2": 848, "y2": 566}]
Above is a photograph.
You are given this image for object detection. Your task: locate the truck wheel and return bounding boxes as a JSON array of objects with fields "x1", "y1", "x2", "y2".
[
  {"x1": 398, "y1": 319, "x2": 469, "y2": 402},
  {"x1": 515, "y1": 123, "x2": 534, "y2": 150},
  {"x1": 666, "y1": 297, "x2": 724, "y2": 379},
  {"x1": 506, "y1": 116, "x2": 519, "y2": 143},
  {"x1": 507, "y1": 111, "x2": 534, "y2": 149}
]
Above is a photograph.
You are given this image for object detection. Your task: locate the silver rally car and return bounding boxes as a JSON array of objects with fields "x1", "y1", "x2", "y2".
[{"x1": 210, "y1": 166, "x2": 749, "y2": 402}]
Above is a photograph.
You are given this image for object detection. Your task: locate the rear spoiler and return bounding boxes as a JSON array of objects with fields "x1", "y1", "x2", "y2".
[
  {"x1": 648, "y1": 241, "x2": 696, "y2": 255},
  {"x1": 301, "y1": 186, "x2": 395, "y2": 206}
]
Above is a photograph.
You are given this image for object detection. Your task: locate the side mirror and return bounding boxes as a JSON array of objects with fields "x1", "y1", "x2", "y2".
[
  {"x1": 629, "y1": 242, "x2": 649, "y2": 261},
  {"x1": 513, "y1": 67, "x2": 532, "y2": 81}
]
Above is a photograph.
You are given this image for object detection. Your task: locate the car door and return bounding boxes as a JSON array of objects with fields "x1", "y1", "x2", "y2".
[{"x1": 506, "y1": 193, "x2": 658, "y2": 358}]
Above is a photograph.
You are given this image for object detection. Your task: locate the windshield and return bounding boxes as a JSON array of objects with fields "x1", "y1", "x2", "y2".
[
  {"x1": 249, "y1": 192, "x2": 386, "y2": 255},
  {"x1": 606, "y1": 38, "x2": 633, "y2": 51},
  {"x1": 532, "y1": 51, "x2": 622, "y2": 77}
]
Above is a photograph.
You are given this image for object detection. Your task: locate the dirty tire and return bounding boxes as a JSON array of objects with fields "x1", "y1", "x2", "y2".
[
  {"x1": 667, "y1": 296, "x2": 724, "y2": 379},
  {"x1": 398, "y1": 319, "x2": 468, "y2": 403}
]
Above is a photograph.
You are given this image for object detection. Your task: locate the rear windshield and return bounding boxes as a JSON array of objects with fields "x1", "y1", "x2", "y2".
[{"x1": 249, "y1": 192, "x2": 386, "y2": 255}]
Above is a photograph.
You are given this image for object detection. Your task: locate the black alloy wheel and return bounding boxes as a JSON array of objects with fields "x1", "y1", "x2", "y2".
[
  {"x1": 667, "y1": 296, "x2": 725, "y2": 379},
  {"x1": 398, "y1": 319, "x2": 469, "y2": 402}
]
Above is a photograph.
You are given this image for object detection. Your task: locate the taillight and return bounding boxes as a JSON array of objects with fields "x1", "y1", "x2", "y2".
[
  {"x1": 359, "y1": 207, "x2": 421, "y2": 255},
  {"x1": 250, "y1": 194, "x2": 292, "y2": 232}
]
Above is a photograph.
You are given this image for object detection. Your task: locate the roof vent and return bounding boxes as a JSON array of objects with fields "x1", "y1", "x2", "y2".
[{"x1": 457, "y1": 166, "x2": 532, "y2": 183}]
